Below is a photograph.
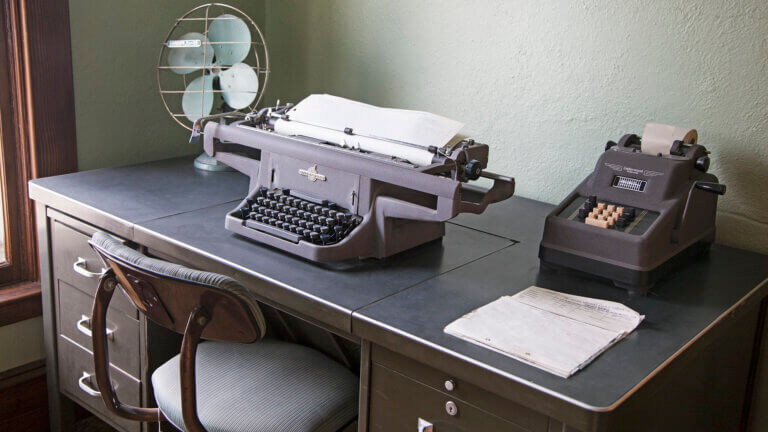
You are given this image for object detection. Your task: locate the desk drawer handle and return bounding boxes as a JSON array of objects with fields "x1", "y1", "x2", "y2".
[
  {"x1": 78, "y1": 372, "x2": 101, "y2": 397},
  {"x1": 73, "y1": 257, "x2": 108, "y2": 279},
  {"x1": 76, "y1": 315, "x2": 115, "y2": 340}
]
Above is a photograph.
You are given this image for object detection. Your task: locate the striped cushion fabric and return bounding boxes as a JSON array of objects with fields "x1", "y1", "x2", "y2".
[{"x1": 151, "y1": 339, "x2": 359, "y2": 432}]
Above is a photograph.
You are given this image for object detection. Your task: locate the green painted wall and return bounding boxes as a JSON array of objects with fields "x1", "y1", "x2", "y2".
[
  {"x1": 69, "y1": 0, "x2": 265, "y2": 171},
  {"x1": 262, "y1": 0, "x2": 768, "y2": 254},
  {"x1": 0, "y1": 317, "x2": 44, "y2": 372}
]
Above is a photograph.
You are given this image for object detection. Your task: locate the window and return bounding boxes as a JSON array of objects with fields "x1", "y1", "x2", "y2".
[{"x1": 0, "y1": 0, "x2": 77, "y2": 323}]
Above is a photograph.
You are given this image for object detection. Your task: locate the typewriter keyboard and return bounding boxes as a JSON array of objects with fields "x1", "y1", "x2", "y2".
[{"x1": 235, "y1": 187, "x2": 361, "y2": 245}]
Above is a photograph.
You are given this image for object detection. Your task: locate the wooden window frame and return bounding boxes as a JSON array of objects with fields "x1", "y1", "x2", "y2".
[{"x1": 0, "y1": 0, "x2": 77, "y2": 322}]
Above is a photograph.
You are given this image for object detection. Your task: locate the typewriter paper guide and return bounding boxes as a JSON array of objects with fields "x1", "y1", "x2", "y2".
[
  {"x1": 444, "y1": 286, "x2": 644, "y2": 378},
  {"x1": 286, "y1": 94, "x2": 465, "y2": 149}
]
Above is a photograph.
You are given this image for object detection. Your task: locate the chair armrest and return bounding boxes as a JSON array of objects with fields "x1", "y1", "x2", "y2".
[{"x1": 91, "y1": 271, "x2": 160, "y2": 422}]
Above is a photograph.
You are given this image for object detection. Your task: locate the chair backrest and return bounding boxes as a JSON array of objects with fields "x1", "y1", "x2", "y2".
[
  {"x1": 87, "y1": 232, "x2": 267, "y2": 431},
  {"x1": 89, "y1": 231, "x2": 266, "y2": 343}
]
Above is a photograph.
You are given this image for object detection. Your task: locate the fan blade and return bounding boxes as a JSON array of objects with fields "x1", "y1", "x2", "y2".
[
  {"x1": 208, "y1": 14, "x2": 251, "y2": 66},
  {"x1": 167, "y1": 32, "x2": 215, "y2": 75},
  {"x1": 219, "y1": 63, "x2": 259, "y2": 109},
  {"x1": 182, "y1": 74, "x2": 215, "y2": 122}
]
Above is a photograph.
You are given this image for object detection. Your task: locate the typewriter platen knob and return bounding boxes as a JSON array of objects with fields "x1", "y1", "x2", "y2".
[
  {"x1": 464, "y1": 160, "x2": 483, "y2": 181},
  {"x1": 695, "y1": 156, "x2": 710, "y2": 173}
]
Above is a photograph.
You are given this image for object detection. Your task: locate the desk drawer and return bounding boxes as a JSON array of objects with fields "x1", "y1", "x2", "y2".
[
  {"x1": 372, "y1": 345, "x2": 547, "y2": 431},
  {"x1": 369, "y1": 363, "x2": 526, "y2": 431},
  {"x1": 58, "y1": 280, "x2": 141, "y2": 378},
  {"x1": 58, "y1": 335, "x2": 141, "y2": 432},
  {"x1": 52, "y1": 221, "x2": 137, "y2": 317}
]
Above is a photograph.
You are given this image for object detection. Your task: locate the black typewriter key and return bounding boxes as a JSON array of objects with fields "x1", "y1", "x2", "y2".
[
  {"x1": 267, "y1": 191, "x2": 276, "y2": 200},
  {"x1": 334, "y1": 225, "x2": 344, "y2": 238},
  {"x1": 320, "y1": 226, "x2": 330, "y2": 234},
  {"x1": 324, "y1": 217, "x2": 334, "y2": 226},
  {"x1": 625, "y1": 207, "x2": 636, "y2": 218},
  {"x1": 328, "y1": 202, "x2": 338, "y2": 210},
  {"x1": 335, "y1": 213, "x2": 346, "y2": 223},
  {"x1": 296, "y1": 210, "x2": 305, "y2": 218},
  {"x1": 578, "y1": 208, "x2": 588, "y2": 219},
  {"x1": 310, "y1": 214, "x2": 319, "y2": 223},
  {"x1": 246, "y1": 198, "x2": 255, "y2": 208},
  {"x1": 256, "y1": 197, "x2": 265, "y2": 206},
  {"x1": 306, "y1": 203, "x2": 316, "y2": 212},
  {"x1": 266, "y1": 218, "x2": 275, "y2": 225},
  {"x1": 320, "y1": 234, "x2": 331, "y2": 244},
  {"x1": 310, "y1": 232, "x2": 320, "y2": 242},
  {"x1": 238, "y1": 208, "x2": 250, "y2": 219},
  {"x1": 281, "y1": 188, "x2": 290, "y2": 195},
  {"x1": 258, "y1": 186, "x2": 268, "y2": 196},
  {"x1": 291, "y1": 216, "x2": 300, "y2": 225},
  {"x1": 616, "y1": 218, "x2": 628, "y2": 229},
  {"x1": 588, "y1": 195, "x2": 597, "y2": 206},
  {"x1": 328, "y1": 210, "x2": 338, "y2": 219},
  {"x1": 320, "y1": 207, "x2": 329, "y2": 217}
]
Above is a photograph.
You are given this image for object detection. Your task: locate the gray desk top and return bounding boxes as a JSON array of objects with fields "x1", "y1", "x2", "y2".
[
  {"x1": 355, "y1": 197, "x2": 768, "y2": 413},
  {"x1": 30, "y1": 156, "x2": 513, "y2": 333},
  {"x1": 133, "y1": 201, "x2": 512, "y2": 332},
  {"x1": 29, "y1": 156, "x2": 768, "y2": 422},
  {"x1": 29, "y1": 157, "x2": 247, "y2": 238}
]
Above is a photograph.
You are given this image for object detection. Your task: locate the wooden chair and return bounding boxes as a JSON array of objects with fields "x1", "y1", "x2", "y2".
[{"x1": 87, "y1": 231, "x2": 359, "y2": 432}]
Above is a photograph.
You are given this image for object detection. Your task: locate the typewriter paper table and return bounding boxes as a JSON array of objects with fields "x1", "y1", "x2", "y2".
[{"x1": 29, "y1": 156, "x2": 768, "y2": 432}]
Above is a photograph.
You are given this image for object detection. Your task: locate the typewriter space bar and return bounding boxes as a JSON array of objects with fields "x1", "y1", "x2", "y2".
[{"x1": 244, "y1": 220, "x2": 301, "y2": 243}]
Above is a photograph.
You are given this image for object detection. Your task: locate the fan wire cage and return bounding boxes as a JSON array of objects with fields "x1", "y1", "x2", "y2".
[{"x1": 157, "y1": 3, "x2": 269, "y2": 131}]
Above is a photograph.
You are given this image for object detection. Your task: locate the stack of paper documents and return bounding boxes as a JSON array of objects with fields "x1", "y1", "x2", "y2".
[{"x1": 444, "y1": 286, "x2": 644, "y2": 378}]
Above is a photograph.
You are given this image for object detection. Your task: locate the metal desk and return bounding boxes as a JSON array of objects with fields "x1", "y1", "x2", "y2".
[{"x1": 29, "y1": 156, "x2": 768, "y2": 432}]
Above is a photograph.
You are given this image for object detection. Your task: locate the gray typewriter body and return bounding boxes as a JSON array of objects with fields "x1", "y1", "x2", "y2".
[
  {"x1": 203, "y1": 119, "x2": 514, "y2": 262},
  {"x1": 539, "y1": 130, "x2": 726, "y2": 294}
]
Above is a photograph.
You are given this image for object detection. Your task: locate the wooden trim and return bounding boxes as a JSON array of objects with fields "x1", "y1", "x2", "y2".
[
  {"x1": 0, "y1": 0, "x2": 77, "y2": 290},
  {"x1": 0, "y1": 358, "x2": 45, "y2": 390},
  {"x1": 0, "y1": 280, "x2": 41, "y2": 327},
  {"x1": 0, "y1": 360, "x2": 48, "y2": 432}
]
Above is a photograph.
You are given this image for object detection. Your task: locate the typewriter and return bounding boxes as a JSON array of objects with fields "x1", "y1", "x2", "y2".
[
  {"x1": 539, "y1": 123, "x2": 726, "y2": 294},
  {"x1": 197, "y1": 94, "x2": 515, "y2": 262}
]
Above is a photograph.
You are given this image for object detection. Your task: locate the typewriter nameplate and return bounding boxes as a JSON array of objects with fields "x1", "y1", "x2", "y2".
[{"x1": 299, "y1": 165, "x2": 327, "y2": 182}]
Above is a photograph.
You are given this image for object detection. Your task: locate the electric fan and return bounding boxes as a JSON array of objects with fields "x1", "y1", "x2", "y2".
[{"x1": 157, "y1": 3, "x2": 269, "y2": 171}]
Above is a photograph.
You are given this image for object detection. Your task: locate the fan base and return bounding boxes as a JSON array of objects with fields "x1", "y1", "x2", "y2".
[{"x1": 194, "y1": 153, "x2": 235, "y2": 172}]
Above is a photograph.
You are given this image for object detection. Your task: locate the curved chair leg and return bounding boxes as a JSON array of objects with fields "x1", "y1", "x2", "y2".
[
  {"x1": 92, "y1": 271, "x2": 160, "y2": 422},
  {"x1": 179, "y1": 305, "x2": 211, "y2": 432}
]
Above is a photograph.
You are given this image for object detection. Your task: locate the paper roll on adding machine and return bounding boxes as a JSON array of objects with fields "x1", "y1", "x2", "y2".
[{"x1": 193, "y1": 94, "x2": 516, "y2": 262}]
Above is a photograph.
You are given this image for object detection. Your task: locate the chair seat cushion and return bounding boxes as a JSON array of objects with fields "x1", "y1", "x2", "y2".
[{"x1": 151, "y1": 339, "x2": 358, "y2": 432}]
